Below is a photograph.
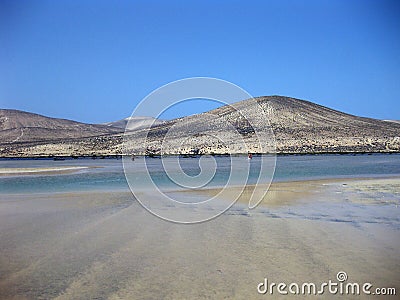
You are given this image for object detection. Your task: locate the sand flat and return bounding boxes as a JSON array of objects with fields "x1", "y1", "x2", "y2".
[
  {"x1": 0, "y1": 166, "x2": 95, "y2": 176},
  {"x1": 175, "y1": 176, "x2": 400, "y2": 207},
  {"x1": 0, "y1": 177, "x2": 399, "y2": 299}
]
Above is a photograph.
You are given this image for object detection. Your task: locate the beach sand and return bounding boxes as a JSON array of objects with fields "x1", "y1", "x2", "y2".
[
  {"x1": 0, "y1": 166, "x2": 94, "y2": 176},
  {"x1": 0, "y1": 177, "x2": 399, "y2": 299}
]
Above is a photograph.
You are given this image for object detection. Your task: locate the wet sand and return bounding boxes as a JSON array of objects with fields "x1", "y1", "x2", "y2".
[
  {"x1": 0, "y1": 166, "x2": 94, "y2": 176},
  {"x1": 0, "y1": 177, "x2": 399, "y2": 299}
]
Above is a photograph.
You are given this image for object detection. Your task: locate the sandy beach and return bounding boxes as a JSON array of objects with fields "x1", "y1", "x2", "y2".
[
  {"x1": 2, "y1": 1, "x2": 399, "y2": 298},
  {"x1": 0, "y1": 166, "x2": 93, "y2": 176},
  {"x1": 177, "y1": 176, "x2": 400, "y2": 206},
  {"x1": 0, "y1": 176, "x2": 399, "y2": 299}
]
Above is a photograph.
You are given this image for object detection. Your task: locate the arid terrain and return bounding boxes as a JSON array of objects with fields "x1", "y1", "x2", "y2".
[
  {"x1": 0, "y1": 109, "x2": 122, "y2": 144},
  {"x1": 1, "y1": 96, "x2": 399, "y2": 157}
]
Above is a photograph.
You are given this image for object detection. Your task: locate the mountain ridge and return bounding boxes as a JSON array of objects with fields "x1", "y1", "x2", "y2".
[
  {"x1": 1, "y1": 96, "x2": 399, "y2": 156},
  {"x1": 120, "y1": 95, "x2": 399, "y2": 155},
  {"x1": 0, "y1": 109, "x2": 123, "y2": 144}
]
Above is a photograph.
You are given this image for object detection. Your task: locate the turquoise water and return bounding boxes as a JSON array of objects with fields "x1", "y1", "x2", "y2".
[{"x1": 0, "y1": 154, "x2": 399, "y2": 194}]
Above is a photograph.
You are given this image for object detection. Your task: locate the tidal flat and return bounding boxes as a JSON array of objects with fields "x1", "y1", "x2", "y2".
[
  {"x1": 0, "y1": 175, "x2": 399, "y2": 299},
  {"x1": 0, "y1": 155, "x2": 400, "y2": 299}
]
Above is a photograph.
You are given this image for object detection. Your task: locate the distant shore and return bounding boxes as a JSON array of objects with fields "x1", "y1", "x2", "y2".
[
  {"x1": 0, "y1": 151, "x2": 399, "y2": 160},
  {"x1": 2, "y1": 96, "x2": 399, "y2": 158}
]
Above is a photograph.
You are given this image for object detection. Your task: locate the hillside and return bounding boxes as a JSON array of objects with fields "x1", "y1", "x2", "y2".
[
  {"x1": 121, "y1": 96, "x2": 400, "y2": 154},
  {"x1": 1, "y1": 96, "x2": 399, "y2": 156},
  {"x1": 0, "y1": 109, "x2": 123, "y2": 144},
  {"x1": 103, "y1": 116, "x2": 164, "y2": 131}
]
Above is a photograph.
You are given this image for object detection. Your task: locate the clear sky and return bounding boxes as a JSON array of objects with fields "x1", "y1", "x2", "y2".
[{"x1": 1, "y1": 0, "x2": 399, "y2": 123}]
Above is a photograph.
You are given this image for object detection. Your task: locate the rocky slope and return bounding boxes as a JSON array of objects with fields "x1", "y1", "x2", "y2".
[
  {"x1": 0, "y1": 109, "x2": 123, "y2": 144},
  {"x1": 121, "y1": 96, "x2": 400, "y2": 155},
  {"x1": 1, "y1": 96, "x2": 399, "y2": 156}
]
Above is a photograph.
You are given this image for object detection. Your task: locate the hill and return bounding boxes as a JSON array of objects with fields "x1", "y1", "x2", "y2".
[
  {"x1": 0, "y1": 109, "x2": 123, "y2": 144},
  {"x1": 121, "y1": 96, "x2": 400, "y2": 154},
  {"x1": 1, "y1": 96, "x2": 399, "y2": 156}
]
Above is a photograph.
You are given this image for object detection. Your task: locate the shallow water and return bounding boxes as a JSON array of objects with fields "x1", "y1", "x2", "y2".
[
  {"x1": 0, "y1": 153, "x2": 399, "y2": 194},
  {"x1": 0, "y1": 184, "x2": 399, "y2": 299},
  {"x1": 0, "y1": 155, "x2": 399, "y2": 299}
]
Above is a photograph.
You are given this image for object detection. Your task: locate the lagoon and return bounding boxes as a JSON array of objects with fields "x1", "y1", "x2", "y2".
[{"x1": 0, "y1": 154, "x2": 399, "y2": 299}]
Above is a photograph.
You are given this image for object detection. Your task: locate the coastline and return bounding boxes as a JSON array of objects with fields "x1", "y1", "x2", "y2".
[{"x1": 0, "y1": 150, "x2": 400, "y2": 159}]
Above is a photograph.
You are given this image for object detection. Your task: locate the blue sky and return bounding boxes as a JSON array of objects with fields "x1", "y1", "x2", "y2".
[{"x1": 1, "y1": 0, "x2": 399, "y2": 123}]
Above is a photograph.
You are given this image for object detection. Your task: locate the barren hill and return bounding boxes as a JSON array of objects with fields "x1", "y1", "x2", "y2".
[
  {"x1": 1, "y1": 96, "x2": 399, "y2": 157},
  {"x1": 0, "y1": 109, "x2": 123, "y2": 144},
  {"x1": 121, "y1": 96, "x2": 400, "y2": 154}
]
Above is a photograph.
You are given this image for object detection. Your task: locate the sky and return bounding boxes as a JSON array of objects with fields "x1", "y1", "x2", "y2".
[{"x1": 1, "y1": 0, "x2": 399, "y2": 123}]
